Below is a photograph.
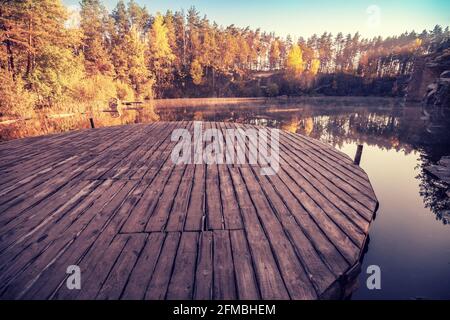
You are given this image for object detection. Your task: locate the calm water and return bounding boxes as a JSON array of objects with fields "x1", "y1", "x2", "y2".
[{"x1": 157, "y1": 98, "x2": 450, "y2": 299}]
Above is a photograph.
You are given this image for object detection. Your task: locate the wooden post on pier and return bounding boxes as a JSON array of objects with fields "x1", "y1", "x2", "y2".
[
  {"x1": 89, "y1": 117, "x2": 95, "y2": 128},
  {"x1": 354, "y1": 144, "x2": 363, "y2": 165}
]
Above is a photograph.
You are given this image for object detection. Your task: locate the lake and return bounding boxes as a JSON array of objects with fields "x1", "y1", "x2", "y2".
[
  {"x1": 157, "y1": 97, "x2": 450, "y2": 299},
  {"x1": 1, "y1": 96, "x2": 449, "y2": 299}
]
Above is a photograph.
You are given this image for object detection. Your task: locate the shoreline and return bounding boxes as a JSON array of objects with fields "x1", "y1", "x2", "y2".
[{"x1": 154, "y1": 95, "x2": 409, "y2": 109}]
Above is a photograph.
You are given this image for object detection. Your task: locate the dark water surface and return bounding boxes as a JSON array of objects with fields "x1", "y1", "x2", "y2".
[{"x1": 157, "y1": 98, "x2": 450, "y2": 300}]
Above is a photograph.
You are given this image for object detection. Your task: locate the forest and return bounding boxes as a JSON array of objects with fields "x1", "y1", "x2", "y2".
[{"x1": 1, "y1": 0, "x2": 449, "y2": 118}]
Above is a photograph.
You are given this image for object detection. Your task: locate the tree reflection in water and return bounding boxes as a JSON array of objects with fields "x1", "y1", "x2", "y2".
[{"x1": 158, "y1": 98, "x2": 450, "y2": 226}]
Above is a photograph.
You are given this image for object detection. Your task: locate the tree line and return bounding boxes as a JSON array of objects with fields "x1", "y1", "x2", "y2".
[{"x1": 1, "y1": 0, "x2": 449, "y2": 117}]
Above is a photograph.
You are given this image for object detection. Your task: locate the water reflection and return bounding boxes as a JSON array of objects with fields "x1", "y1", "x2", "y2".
[
  {"x1": 0, "y1": 104, "x2": 159, "y2": 141},
  {"x1": 2, "y1": 97, "x2": 449, "y2": 299},
  {"x1": 157, "y1": 100, "x2": 450, "y2": 228}
]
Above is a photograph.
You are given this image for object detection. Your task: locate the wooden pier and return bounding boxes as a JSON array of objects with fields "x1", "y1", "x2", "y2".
[{"x1": 0, "y1": 121, "x2": 378, "y2": 300}]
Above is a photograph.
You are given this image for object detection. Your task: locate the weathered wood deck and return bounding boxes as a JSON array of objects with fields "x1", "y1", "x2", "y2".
[{"x1": 0, "y1": 121, "x2": 378, "y2": 300}]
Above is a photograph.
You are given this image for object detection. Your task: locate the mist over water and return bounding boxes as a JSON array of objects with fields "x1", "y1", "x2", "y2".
[
  {"x1": 2, "y1": 96, "x2": 449, "y2": 299},
  {"x1": 156, "y1": 97, "x2": 450, "y2": 299}
]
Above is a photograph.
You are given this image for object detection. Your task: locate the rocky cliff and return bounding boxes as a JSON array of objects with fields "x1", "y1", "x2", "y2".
[{"x1": 407, "y1": 46, "x2": 450, "y2": 107}]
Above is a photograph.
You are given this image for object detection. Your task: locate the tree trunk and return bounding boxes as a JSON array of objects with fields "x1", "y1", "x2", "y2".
[
  {"x1": 6, "y1": 39, "x2": 15, "y2": 80},
  {"x1": 212, "y1": 68, "x2": 215, "y2": 96},
  {"x1": 26, "y1": 17, "x2": 33, "y2": 76}
]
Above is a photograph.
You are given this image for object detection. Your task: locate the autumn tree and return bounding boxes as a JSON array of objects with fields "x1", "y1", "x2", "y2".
[
  {"x1": 309, "y1": 58, "x2": 320, "y2": 76},
  {"x1": 190, "y1": 58, "x2": 203, "y2": 85},
  {"x1": 172, "y1": 10, "x2": 187, "y2": 74},
  {"x1": 0, "y1": 0, "x2": 84, "y2": 108},
  {"x1": 80, "y1": 0, "x2": 114, "y2": 76},
  {"x1": 285, "y1": 44, "x2": 305, "y2": 78},
  {"x1": 269, "y1": 39, "x2": 281, "y2": 69},
  {"x1": 147, "y1": 13, "x2": 175, "y2": 97}
]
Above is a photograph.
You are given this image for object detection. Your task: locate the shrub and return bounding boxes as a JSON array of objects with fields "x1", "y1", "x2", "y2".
[
  {"x1": 70, "y1": 75, "x2": 117, "y2": 103},
  {"x1": 0, "y1": 71, "x2": 36, "y2": 118},
  {"x1": 115, "y1": 81, "x2": 135, "y2": 101},
  {"x1": 265, "y1": 83, "x2": 280, "y2": 97}
]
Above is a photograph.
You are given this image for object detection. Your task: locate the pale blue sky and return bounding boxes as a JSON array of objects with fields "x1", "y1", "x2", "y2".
[{"x1": 63, "y1": 0, "x2": 450, "y2": 38}]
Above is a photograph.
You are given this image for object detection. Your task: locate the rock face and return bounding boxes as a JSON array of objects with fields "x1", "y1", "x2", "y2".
[
  {"x1": 407, "y1": 47, "x2": 450, "y2": 106},
  {"x1": 424, "y1": 69, "x2": 450, "y2": 107},
  {"x1": 425, "y1": 156, "x2": 450, "y2": 184},
  {"x1": 406, "y1": 56, "x2": 441, "y2": 102}
]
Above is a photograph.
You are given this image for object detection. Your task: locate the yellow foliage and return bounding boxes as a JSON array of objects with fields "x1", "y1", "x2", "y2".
[
  {"x1": 286, "y1": 44, "x2": 305, "y2": 78},
  {"x1": 302, "y1": 117, "x2": 314, "y2": 136},
  {"x1": 115, "y1": 81, "x2": 135, "y2": 101},
  {"x1": 0, "y1": 71, "x2": 37, "y2": 118},
  {"x1": 190, "y1": 59, "x2": 204, "y2": 85},
  {"x1": 281, "y1": 119, "x2": 299, "y2": 133},
  {"x1": 70, "y1": 75, "x2": 116, "y2": 104},
  {"x1": 309, "y1": 58, "x2": 320, "y2": 76},
  {"x1": 149, "y1": 14, "x2": 175, "y2": 61},
  {"x1": 414, "y1": 38, "x2": 422, "y2": 49}
]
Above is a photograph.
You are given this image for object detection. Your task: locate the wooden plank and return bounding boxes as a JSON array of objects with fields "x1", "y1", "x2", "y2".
[
  {"x1": 205, "y1": 163, "x2": 223, "y2": 230},
  {"x1": 121, "y1": 123, "x2": 191, "y2": 232},
  {"x1": 214, "y1": 122, "x2": 242, "y2": 229},
  {"x1": 218, "y1": 165, "x2": 243, "y2": 230},
  {"x1": 145, "y1": 232, "x2": 181, "y2": 300},
  {"x1": 184, "y1": 165, "x2": 206, "y2": 231},
  {"x1": 129, "y1": 122, "x2": 180, "y2": 180},
  {"x1": 11, "y1": 180, "x2": 137, "y2": 300},
  {"x1": 285, "y1": 129, "x2": 365, "y2": 174},
  {"x1": 204, "y1": 121, "x2": 223, "y2": 230},
  {"x1": 213, "y1": 230, "x2": 237, "y2": 299},
  {"x1": 121, "y1": 165, "x2": 176, "y2": 233},
  {"x1": 239, "y1": 167, "x2": 317, "y2": 299},
  {"x1": 233, "y1": 122, "x2": 359, "y2": 263},
  {"x1": 145, "y1": 166, "x2": 186, "y2": 232},
  {"x1": 254, "y1": 124, "x2": 370, "y2": 229},
  {"x1": 229, "y1": 167, "x2": 290, "y2": 300},
  {"x1": 165, "y1": 165, "x2": 195, "y2": 231},
  {"x1": 48, "y1": 181, "x2": 144, "y2": 300},
  {"x1": 229, "y1": 230, "x2": 260, "y2": 299},
  {"x1": 0, "y1": 182, "x2": 103, "y2": 291},
  {"x1": 0, "y1": 121, "x2": 379, "y2": 300},
  {"x1": 74, "y1": 234, "x2": 130, "y2": 299},
  {"x1": 0, "y1": 179, "x2": 98, "y2": 255},
  {"x1": 280, "y1": 146, "x2": 372, "y2": 226},
  {"x1": 0, "y1": 126, "x2": 144, "y2": 221},
  {"x1": 96, "y1": 234, "x2": 148, "y2": 299},
  {"x1": 280, "y1": 141, "x2": 374, "y2": 221},
  {"x1": 193, "y1": 231, "x2": 213, "y2": 300},
  {"x1": 224, "y1": 122, "x2": 349, "y2": 276},
  {"x1": 279, "y1": 158, "x2": 366, "y2": 247},
  {"x1": 244, "y1": 169, "x2": 336, "y2": 294},
  {"x1": 121, "y1": 233, "x2": 166, "y2": 300},
  {"x1": 166, "y1": 232, "x2": 199, "y2": 299},
  {"x1": 99, "y1": 123, "x2": 164, "y2": 179},
  {"x1": 275, "y1": 169, "x2": 359, "y2": 263},
  {"x1": 278, "y1": 131, "x2": 377, "y2": 211},
  {"x1": 281, "y1": 131, "x2": 377, "y2": 200}
]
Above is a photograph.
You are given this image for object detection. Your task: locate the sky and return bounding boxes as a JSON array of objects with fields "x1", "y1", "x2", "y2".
[{"x1": 63, "y1": 0, "x2": 450, "y2": 39}]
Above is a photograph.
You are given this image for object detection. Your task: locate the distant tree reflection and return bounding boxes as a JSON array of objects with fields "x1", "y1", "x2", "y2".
[{"x1": 158, "y1": 100, "x2": 450, "y2": 225}]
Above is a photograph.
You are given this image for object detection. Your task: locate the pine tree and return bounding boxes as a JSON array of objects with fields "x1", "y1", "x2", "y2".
[
  {"x1": 109, "y1": 0, "x2": 150, "y2": 97},
  {"x1": 80, "y1": 0, "x2": 114, "y2": 76},
  {"x1": 147, "y1": 13, "x2": 175, "y2": 97},
  {"x1": 269, "y1": 39, "x2": 281, "y2": 70},
  {"x1": 0, "y1": 0, "x2": 83, "y2": 106}
]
